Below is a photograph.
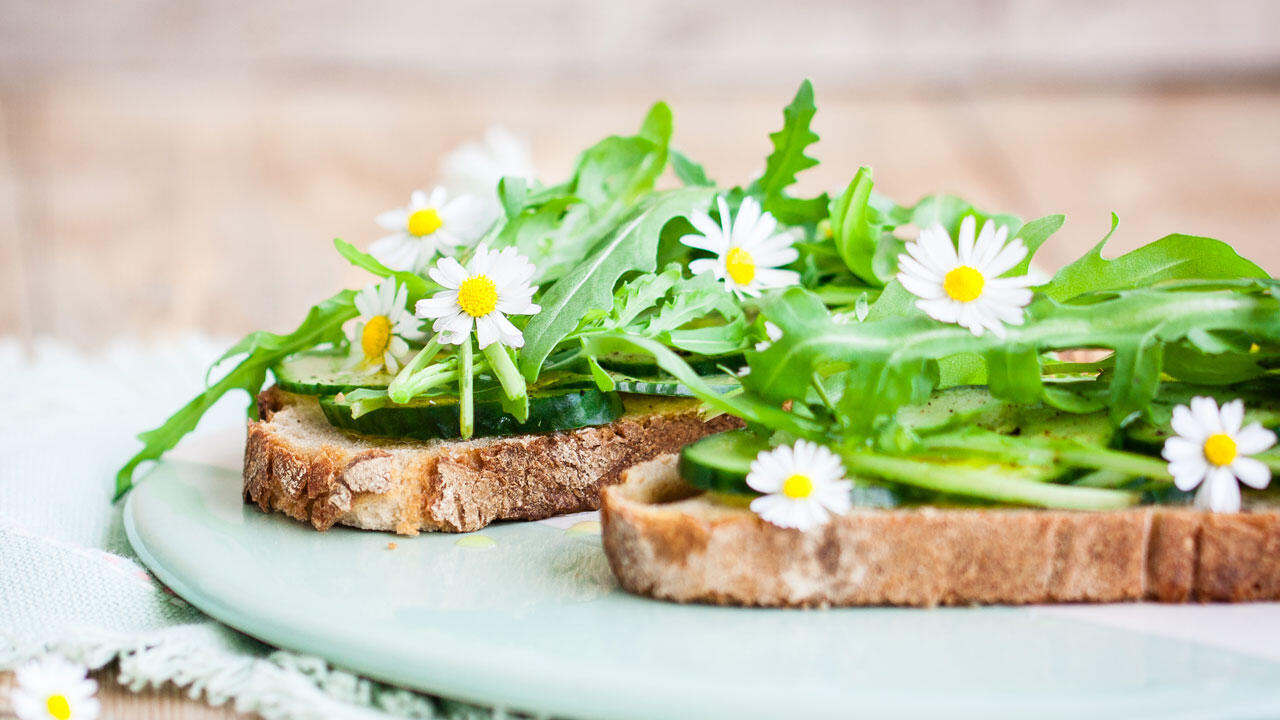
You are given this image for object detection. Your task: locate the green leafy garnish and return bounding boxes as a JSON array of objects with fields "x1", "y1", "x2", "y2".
[{"x1": 115, "y1": 290, "x2": 357, "y2": 497}]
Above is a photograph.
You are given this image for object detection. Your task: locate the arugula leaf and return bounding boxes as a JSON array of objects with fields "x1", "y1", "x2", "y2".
[
  {"x1": 490, "y1": 197, "x2": 588, "y2": 284},
  {"x1": 748, "y1": 284, "x2": 1280, "y2": 438},
  {"x1": 671, "y1": 150, "x2": 714, "y2": 187},
  {"x1": 644, "y1": 272, "x2": 742, "y2": 335},
  {"x1": 1045, "y1": 216, "x2": 1269, "y2": 301},
  {"x1": 1009, "y1": 215, "x2": 1064, "y2": 276},
  {"x1": 608, "y1": 265, "x2": 681, "y2": 329},
  {"x1": 518, "y1": 188, "x2": 715, "y2": 380},
  {"x1": 572, "y1": 101, "x2": 671, "y2": 209},
  {"x1": 663, "y1": 318, "x2": 748, "y2": 355},
  {"x1": 582, "y1": 333, "x2": 821, "y2": 438},
  {"x1": 116, "y1": 290, "x2": 358, "y2": 498},
  {"x1": 748, "y1": 79, "x2": 827, "y2": 224},
  {"x1": 829, "y1": 167, "x2": 880, "y2": 285},
  {"x1": 332, "y1": 238, "x2": 435, "y2": 301}
]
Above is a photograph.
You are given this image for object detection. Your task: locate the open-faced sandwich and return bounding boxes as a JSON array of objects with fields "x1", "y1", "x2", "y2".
[
  {"x1": 117, "y1": 87, "x2": 839, "y2": 533},
  {"x1": 586, "y1": 90, "x2": 1280, "y2": 607}
]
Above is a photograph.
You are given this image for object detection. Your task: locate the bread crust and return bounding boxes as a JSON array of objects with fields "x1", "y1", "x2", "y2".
[
  {"x1": 601, "y1": 455, "x2": 1280, "y2": 607},
  {"x1": 243, "y1": 387, "x2": 740, "y2": 534}
]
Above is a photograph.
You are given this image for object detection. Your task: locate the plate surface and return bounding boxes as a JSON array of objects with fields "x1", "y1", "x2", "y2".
[{"x1": 126, "y1": 461, "x2": 1280, "y2": 720}]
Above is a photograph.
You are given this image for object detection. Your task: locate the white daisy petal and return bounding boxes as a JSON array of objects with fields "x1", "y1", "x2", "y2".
[
  {"x1": 1162, "y1": 436, "x2": 1201, "y2": 464},
  {"x1": 1200, "y1": 468, "x2": 1242, "y2": 513},
  {"x1": 429, "y1": 257, "x2": 470, "y2": 288},
  {"x1": 956, "y1": 215, "x2": 977, "y2": 263},
  {"x1": 1170, "y1": 459, "x2": 1209, "y2": 491},
  {"x1": 897, "y1": 272, "x2": 945, "y2": 300},
  {"x1": 984, "y1": 238, "x2": 1029, "y2": 278},
  {"x1": 1190, "y1": 396, "x2": 1223, "y2": 433},
  {"x1": 1170, "y1": 405, "x2": 1206, "y2": 443},
  {"x1": 1232, "y1": 457, "x2": 1272, "y2": 490},
  {"x1": 917, "y1": 297, "x2": 961, "y2": 324},
  {"x1": 375, "y1": 208, "x2": 409, "y2": 230},
  {"x1": 1237, "y1": 424, "x2": 1278, "y2": 455},
  {"x1": 1219, "y1": 399, "x2": 1245, "y2": 434},
  {"x1": 474, "y1": 314, "x2": 499, "y2": 349}
]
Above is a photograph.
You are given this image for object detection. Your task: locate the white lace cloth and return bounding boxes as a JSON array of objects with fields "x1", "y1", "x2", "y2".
[{"x1": 0, "y1": 335, "x2": 501, "y2": 720}]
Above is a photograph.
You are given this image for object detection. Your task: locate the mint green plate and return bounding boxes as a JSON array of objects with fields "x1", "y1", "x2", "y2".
[{"x1": 126, "y1": 461, "x2": 1280, "y2": 719}]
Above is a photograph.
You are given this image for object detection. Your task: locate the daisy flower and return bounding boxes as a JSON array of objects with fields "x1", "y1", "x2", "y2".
[
  {"x1": 747, "y1": 440, "x2": 853, "y2": 531},
  {"x1": 1162, "y1": 397, "x2": 1276, "y2": 513},
  {"x1": 370, "y1": 187, "x2": 488, "y2": 273},
  {"x1": 439, "y1": 126, "x2": 535, "y2": 228},
  {"x1": 415, "y1": 245, "x2": 540, "y2": 349},
  {"x1": 681, "y1": 196, "x2": 800, "y2": 298},
  {"x1": 345, "y1": 277, "x2": 425, "y2": 375},
  {"x1": 896, "y1": 216, "x2": 1037, "y2": 338},
  {"x1": 12, "y1": 656, "x2": 100, "y2": 720}
]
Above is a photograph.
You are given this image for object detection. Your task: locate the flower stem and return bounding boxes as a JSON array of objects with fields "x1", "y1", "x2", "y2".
[
  {"x1": 459, "y1": 338, "x2": 474, "y2": 439},
  {"x1": 388, "y1": 336, "x2": 443, "y2": 403},
  {"x1": 482, "y1": 343, "x2": 529, "y2": 422}
]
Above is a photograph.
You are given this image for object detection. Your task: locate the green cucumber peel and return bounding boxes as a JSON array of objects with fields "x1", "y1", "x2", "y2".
[{"x1": 837, "y1": 451, "x2": 1137, "y2": 510}]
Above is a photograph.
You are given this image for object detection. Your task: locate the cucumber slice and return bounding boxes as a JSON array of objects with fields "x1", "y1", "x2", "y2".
[
  {"x1": 273, "y1": 351, "x2": 391, "y2": 395},
  {"x1": 615, "y1": 372, "x2": 741, "y2": 397},
  {"x1": 679, "y1": 429, "x2": 768, "y2": 492},
  {"x1": 596, "y1": 351, "x2": 744, "y2": 377},
  {"x1": 897, "y1": 385, "x2": 1116, "y2": 447},
  {"x1": 678, "y1": 430, "x2": 901, "y2": 507},
  {"x1": 320, "y1": 385, "x2": 624, "y2": 441}
]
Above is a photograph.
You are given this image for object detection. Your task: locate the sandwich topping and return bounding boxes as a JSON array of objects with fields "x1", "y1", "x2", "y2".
[
  {"x1": 682, "y1": 196, "x2": 800, "y2": 298},
  {"x1": 118, "y1": 80, "x2": 1280, "y2": 525},
  {"x1": 746, "y1": 440, "x2": 852, "y2": 531},
  {"x1": 896, "y1": 216, "x2": 1036, "y2": 338},
  {"x1": 371, "y1": 187, "x2": 487, "y2": 273},
  {"x1": 416, "y1": 245, "x2": 540, "y2": 349},
  {"x1": 346, "y1": 277, "x2": 425, "y2": 375},
  {"x1": 1163, "y1": 397, "x2": 1277, "y2": 513}
]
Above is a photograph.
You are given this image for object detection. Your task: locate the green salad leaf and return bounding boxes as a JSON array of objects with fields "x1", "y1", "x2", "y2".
[
  {"x1": 748, "y1": 80, "x2": 826, "y2": 224},
  {"x1": 116, "y1": 290, "x2": 358, "y2": 497},
  {"x1": 518, "y1": 187, "x2": 715, "y2": 380},
  {"x1": 1045, "y1": 216, "x2": 1269, "y2": 300}
]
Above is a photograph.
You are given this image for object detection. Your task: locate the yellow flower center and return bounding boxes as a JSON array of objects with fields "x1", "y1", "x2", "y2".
[
  {"x1": 407, "y1": 208, "x2": 444, "y2": 237},
  {"x1": 361, "y1": 315, "x2": 392, "y2": 360},
  {"x1": 1203, "y1": 433, "x2": 1238, "y2": 467},
  {"x1": 457, "y1": 275, "x2": 498, "y2": 318},
  {"x1": 725, "y1": 247, "x2": 756, "y2": 286},
  {"x1": 943, "y1": 265, "x2": 985, "y2": 302},
  {"x1": 782, "y1": 473, "x2": 814, "y2": 499},
  {"x1": 46, "y1": 694, "x2": 72, "y2": 720}
]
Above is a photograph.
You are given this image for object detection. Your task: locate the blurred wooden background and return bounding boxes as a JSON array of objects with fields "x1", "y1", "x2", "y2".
[
  {"x1": 1, "y1": 1, "x2": 1279, "y2": 710},
  {"x1": 2, "y1": 0, "x2": 1279, "y2": 349}
]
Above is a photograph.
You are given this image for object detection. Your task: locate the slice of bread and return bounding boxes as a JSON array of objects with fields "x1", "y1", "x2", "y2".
[
  {"x1": 601, "y1": 454, "x2": 1280, "y2": 607},
  {"x1": 243, "y1": 386, "x2": 740, "y2": 534}
]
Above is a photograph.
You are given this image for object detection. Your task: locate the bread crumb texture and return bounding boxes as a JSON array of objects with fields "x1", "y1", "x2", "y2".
[
  {"x1": 601, "y1": 455, "x2": 1280, "y2": 607},
  {"x1": 243, "y1": 387, "x2": 740, "y2": 534}
]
